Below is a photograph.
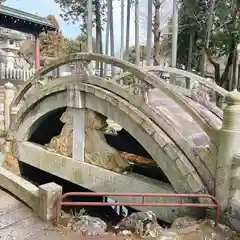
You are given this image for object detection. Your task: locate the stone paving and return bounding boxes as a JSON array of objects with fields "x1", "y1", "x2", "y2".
[
  {"x1": 0, "y1": 187, "x2": 133, "y2": 240},
  {"x1": 0, "y1": 188, "x2": 80, "y2": 240}
]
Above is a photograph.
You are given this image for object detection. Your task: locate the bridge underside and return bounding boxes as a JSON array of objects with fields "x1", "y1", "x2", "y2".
[{"x1": 7, "y1": 54, "x2": 223, "y2": 223}]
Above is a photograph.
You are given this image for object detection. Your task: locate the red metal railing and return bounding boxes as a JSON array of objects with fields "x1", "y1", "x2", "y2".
[{"x1": 55, "y1": 192, "x2": 220, "y2": 227}]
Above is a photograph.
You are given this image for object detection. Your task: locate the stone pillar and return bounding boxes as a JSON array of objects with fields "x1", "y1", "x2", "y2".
[
  {"x1": 4, "y1": 82, "x2": 15, "y2": 133},
  {"x1": 38, "y1": 182, "x2": 62, "y2": 221},
  {"x1": 35, "y1": 33, "x2": 40, "y2": 71},
  {"x1": 216, "y1": 90, "x2": 240, "y2": 215},
  {"x1": 67, "y1": 86, "x2": 85, "y2": 161}
]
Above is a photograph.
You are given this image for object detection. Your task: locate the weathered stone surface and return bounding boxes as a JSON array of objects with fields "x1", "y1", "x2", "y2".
[
  {"x1": 71, "y1": 215, "x2": 107, "y2": 236},
  {"x1": 15, "y1": 141, "x2": 201, "y2": 223},
  {"x1": 38, "y1": 182, "x2": 62, "y2": 221},
  {"x1": 0, "y1": 188, "x2": 25, "y2": 215},
  {"x1": 85, "y1": 109, "x2": 130, "y2": 173},
  {"x1": 170, "y1": 217, "x2": 235, "y2": 240},
  {"x1": 0, "y1": 167, "x2": 39, "y2": 211},
  {"x1": 0, "y1": 214, "x2": 50, "y2": 240},
  {"x1": 11, "y1": 84, "x2": 207, "y2": 195},
  {"x1": 115, "y1": 211, "x2": 163, "y2": 237},
  {"x1": 46, "y1": 111, "x2": 73, "y2": 157},
  {"x1": 0, "y1": 206, "x2": 33, "y2": 228}
]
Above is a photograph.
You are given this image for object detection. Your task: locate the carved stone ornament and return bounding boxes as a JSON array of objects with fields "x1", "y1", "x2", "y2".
[
  {"x1": 46, "y1": 109, "x2": 131, "y2": 173},
  {"x1": 129, "y1": 82, "x2": 152, "y2": 104},
  {"x1": 45, "y1": 111, "x2": 73, "y2": 157},
  {"x1": 71, "y1": 60, "x2": 91, "y2": 75},
  {"x1": 84, "y1": 109, "x2": 131, "y2": 173}
]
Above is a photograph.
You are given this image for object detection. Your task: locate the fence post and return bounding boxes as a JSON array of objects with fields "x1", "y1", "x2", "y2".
[
  {"x1": 215, "y1": 90, "x2": 240, "y2": 220},
  {"x1": 4, "y1": 82, "x2": 15, "y2": 133}
]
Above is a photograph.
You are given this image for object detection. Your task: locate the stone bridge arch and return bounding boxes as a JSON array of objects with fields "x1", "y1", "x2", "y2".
[
  {"x1": 10, "y1": 77, "x2": 206, "y2": 195},
  {"x1": 11, "y1": 53, "x2": 219, "y2": 141},
  {"x1": 8, "y1": 53, "x2": 228, "y2": 196}
]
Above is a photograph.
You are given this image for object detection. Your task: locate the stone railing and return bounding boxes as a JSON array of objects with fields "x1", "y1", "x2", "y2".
[
  {"x1": 0, "y1": 64, "x2": 35, "y2": 81},
  {"x1": 0, "y1": 82, "x2": 18, "y2": 136},
  {"x1": 0, "y1": 167, "x2": 62, "y2": 221}
]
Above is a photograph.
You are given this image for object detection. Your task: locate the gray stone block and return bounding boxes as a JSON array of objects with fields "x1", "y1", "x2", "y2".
[{"x1": 38, "y1": 182, "x2": 62, "y2": 221}]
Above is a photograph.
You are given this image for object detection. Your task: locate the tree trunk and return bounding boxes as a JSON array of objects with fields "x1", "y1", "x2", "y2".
[
  {"x1": 153, "y1": 0, "x2": 161, "y2": 66},
  {"x1": 200, "y1": 0, "x2": 216, "y2": 77},
  {"x1": 125, "y1": 0, "x2": 131, "y2": 61},
  {"x1": 95, "y1": 0, "x2": 100, "y2": 71},
  {"x1": 186, "y1": 29, "x2": 194, "y2": 89},
  {"x1": 120, "y1": 0, "x2": 124, "y2": 61},
  {"x1": 171, "y1": 0, "x2": 178, "y2": 68},
  {"x1": 87, "y1": 0, "x2": 92, "y2": 53},
  {"x1": 146, "y1": 0, "x2": 153, "y2": 66},
  {"x1": 135, "y1": 0, "x2": 140, "y2": 65},
  {"x1": 109, "y1": 0, "x2": 116, "y2": 76},
  {"x1": 104, "y1": 3, "x2": 110, "y2": 77},
  {"x1": 87, "y1": 0, "x2": 93, "y2": 73},
  {"x1": 95, "y1": 0, "x2": 103, "y2": 76}
]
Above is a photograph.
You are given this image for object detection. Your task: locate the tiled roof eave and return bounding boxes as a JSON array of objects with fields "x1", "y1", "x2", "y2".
[{"x1": 0, "y1": 5, "x2": 55, "y2": 30}]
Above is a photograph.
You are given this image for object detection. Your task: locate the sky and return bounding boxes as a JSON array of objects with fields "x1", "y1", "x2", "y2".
[{"x1": 4, "y1": 0, "x2": 172, "y2": 55}]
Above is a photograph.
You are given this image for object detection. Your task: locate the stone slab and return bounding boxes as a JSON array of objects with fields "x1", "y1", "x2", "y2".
[
  {"x1": 0, "y1": 206, "x2": 33, "y2": 228},
  {"x1": 0, "y1": 215, "x2": 50, "y2": 240},
  {"x1": 0, "y1": 188, "x2": 24, "y2": 215},
  {"x1": 26, "y1": 229, "x2": 129, "y2": 240},
  {"x1": 25, "y1": 228, "x2": 85, "y2": 240},
  {"x1": 15, "y1": 141, "x2": 203, "y2": 223},
  {"x1": 0, "y1": 167, "x2": 39, "y2": 211}
]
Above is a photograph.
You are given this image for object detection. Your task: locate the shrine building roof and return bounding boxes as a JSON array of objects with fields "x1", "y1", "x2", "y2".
[{"x1": 0, "y1": 5, "x2": 56, "y2": 34}]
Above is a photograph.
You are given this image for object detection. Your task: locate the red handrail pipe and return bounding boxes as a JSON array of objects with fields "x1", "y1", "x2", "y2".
[{"x1": 55, "y1": 192, "x2": 220, "y2": 227}]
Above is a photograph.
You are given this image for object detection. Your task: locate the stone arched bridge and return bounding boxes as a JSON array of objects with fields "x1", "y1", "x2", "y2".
[{"x1": 6, "y1": 53, "x2": 232, "y2": 223}]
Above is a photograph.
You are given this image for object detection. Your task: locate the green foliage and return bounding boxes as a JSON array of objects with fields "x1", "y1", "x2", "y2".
[
  {"x1": 64, "y1": 34, "x2": 96, "y2": 54},
  {"x1": 177, "y1": 0, "x2": 240, "y2": 90},
  {"x1": 40, "y1": 15, "x2": 64, "y2": 57},
  {"x1": 54, "y1": 0, "x2": 108, "y2": 32},
  {"x1": 177, "y1": 0, "x2": 210, "y2": 69},
  {"x1": 126, "y1": 45, "x2": 153, "y2": 64}
]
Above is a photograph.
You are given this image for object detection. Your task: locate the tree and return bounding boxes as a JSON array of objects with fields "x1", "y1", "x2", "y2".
[
  {"x1": 64, "y1": 34, "x2": 96, "y2": 55},
  {"x1": 126, "y1": 45, "x2": 153, "y2": 64},
  {"x1": 39, "y1": 15, "x2": 64, "y2": 58},
  {"x1": 18, "y1": 14, "x2": 64, "y2": 66},
  {"x1": 177, "y1": 0, "x2": 240, "y2": 92},
  {"x1": 55, "y1": 0, "x2": 107, "y2": 45},
  {"x1": 153, "y1": 0, "x2": 161, "y2": 65}
]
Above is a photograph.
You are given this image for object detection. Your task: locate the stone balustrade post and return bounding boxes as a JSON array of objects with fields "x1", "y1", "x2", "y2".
[
  {"x1": 38, "y1": 182, "x2": 62, "y2": 221},
  {"x1": 216, "y1": 90, "x2": 240, "y2": 218},
  {"x1": 4, "y1": 82, "x2": 15, "y2": 133}
]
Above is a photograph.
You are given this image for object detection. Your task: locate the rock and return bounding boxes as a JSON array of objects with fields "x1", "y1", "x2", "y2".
[
  {"x1": 116, "y1": 211, "x2": 157, "y2": 231},
  {"x1": 115, "y1": 211, "x2": 172, "y2": 238},
  {"x1": 147, "y1": 223, "x2": 178, "y2": 239},
  {"x1": 174, "y1": 220, "x2": 235, "y2": 240},
  {"x1": 71, "y1": 215, "x2": 107, "y2": 236},
  {"x1": 119, "y1": 230, "x2": 132, "y2": 236},
  {"x1": 171, "y1": 216, "x2": 198, "y2": 229}
]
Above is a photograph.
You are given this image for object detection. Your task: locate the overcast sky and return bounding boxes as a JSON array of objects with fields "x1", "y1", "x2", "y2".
[{"x1": 5, "y1": 0, "x2": 173, "y2": 55}]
